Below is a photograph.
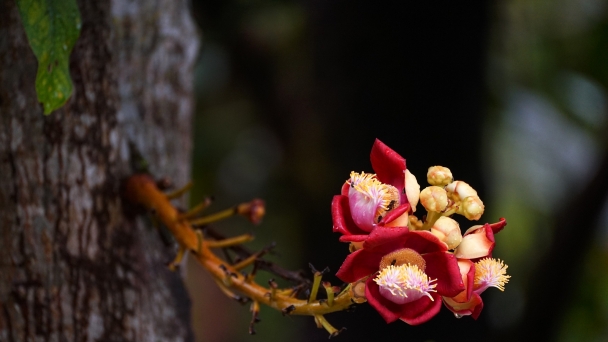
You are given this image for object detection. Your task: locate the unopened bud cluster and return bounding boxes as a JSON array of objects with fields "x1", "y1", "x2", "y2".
[
  {"x1": 415, "y1": 167, "x2": 486, "y2": 248},
  {"x1": 445, "y1": 180, "x2": 484, "y2": 220}
]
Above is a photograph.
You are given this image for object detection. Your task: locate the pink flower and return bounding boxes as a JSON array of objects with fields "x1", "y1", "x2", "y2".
[
  {"x1": 336, "y1": 227, "x2": 464, "y2": 324},
  {"x1": 332, "y1": 139, "x2": 419, "y2": 242}
]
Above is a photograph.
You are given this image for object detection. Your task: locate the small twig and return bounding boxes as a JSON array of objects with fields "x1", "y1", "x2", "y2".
[{"x1": 204, "y1": 227, "x2": 311, "y2": 285}]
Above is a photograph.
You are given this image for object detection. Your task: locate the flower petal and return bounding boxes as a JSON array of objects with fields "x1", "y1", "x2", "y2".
[
  {"x1": 336, "y1": 249, "x2": 384, "y2": 283},
  {"x1": 341, "y1": 182, "x2": 350, "y2": 197},
  {"x1": 464, "y1": 260, "x2": 475, "y2": 302},
  {"x1": 471, "y1": 295, "x2": 484, "y2": 320},
  {"x1": 489, "y1": 217, "x2": 507, "y2": 234},
  {"x1": 450, "y1": 259, "x2": 475, "y2": 303},
  {"x1": 365, "y1": 276, "x2": 402, "y2": 323},
  {"x1": 370, "y1": 139, "x2": 405, "y2": 194},
  {"x1": 362, "y1": 226, "x2": 410, "y2": 253},
  {"x1": 402, "y1": 231, "x2": 448, "y2": 254},
  {"x1": 338, "y1": 234, "x2": 368, "y2": 243},
  {"x1": 379, "y1": 203, "x2": 410, "y2": 227},
  {"x1": 423, "y1": 251, "x2": 464, "y2": 297},
  {"x1": 399, "y1": 292, "x2": 442, "y2": 325},
  {"x1": 332, "y1": 195, "x2": 367, "y2": 236},
  {"x1": 443, "y1": 292, "x2": 484, "y2": 319},
  {"x1": 454, "y1": 224, "x2": 495, "y2": 260}
]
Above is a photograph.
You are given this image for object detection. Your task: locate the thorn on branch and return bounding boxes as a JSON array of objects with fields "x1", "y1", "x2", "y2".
[
  {"x1": 329, "y1": 327, "x2": 347, "y2": 339},
  {"x1": 249, "y1": 301, "x2": 261, "y2": 335},
  {"x1": 180, "y1": 197, "x2": 214, "y2": 220},
  {"x1": 309, "y1": 263, "x2": 330, "y2": 275},
  {"x1": 219, "y1": 264, "x2": 239, "y2": 285},
  {"x1": 322, "y1": 282, "x2": 335, "y2": 306},
  {"x1": 165, "y1": 181, "x2": 193, "y2": 200},
  {"x1": 314, "y1": 314, "x2": 344, "y2": 338},
  {"x1": 234, "y1": 295, "x2": 251, "y2": 305},
  {"x1": 166, "y1": 246, "x2": 186, "y2": 271},
  {"x1": 309, "y1": 268, "x2": 324, "y2": 302},
  {"x1": 205, "y1": 233, "x2": 254, "y2": 249},
  {"x1": 204, "y1": 227, "x2": 309, "y2": 285},
  {"x1": 267, "y1": 278, "x2": 278, "y2": 300},
  {"x1": 281, "y1": 305, "x2": 296, "y2": 316},
  {"x1": 290, "y1": 283, "x2": 306, "y2": 298}
]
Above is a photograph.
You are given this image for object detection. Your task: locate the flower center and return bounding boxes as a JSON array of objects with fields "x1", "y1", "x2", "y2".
[
  {"x1": 378, "y1": 248, "x2": 426, "y2": 271},
  {"x1": 373, "y1": 264, "x2": 437, "y2": 305},
  {"x1": 348, "y1": 172, "x2": 400, "y2": 232},
  {"x1": 473, "y1": 258, "x2": 510, "y2": 293}
]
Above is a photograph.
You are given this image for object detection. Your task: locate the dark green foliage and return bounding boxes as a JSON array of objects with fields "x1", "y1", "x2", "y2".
[{"x1": 17, "y1": 0, "x2": 81, "y2": 115}]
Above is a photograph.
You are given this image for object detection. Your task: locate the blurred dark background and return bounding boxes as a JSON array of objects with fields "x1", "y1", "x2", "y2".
[{"x1": 184, "y1": 1, "x2": 608, "y2": 341}]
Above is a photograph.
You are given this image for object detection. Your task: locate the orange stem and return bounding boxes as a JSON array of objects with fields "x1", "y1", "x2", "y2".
[{"x1": 124, "y1": 174, "x2": 355, "y2": 318}]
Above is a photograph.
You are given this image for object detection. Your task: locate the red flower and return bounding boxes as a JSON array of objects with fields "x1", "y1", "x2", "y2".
[
  {"x1": 443, "y1": 219, "x2": 510, "y2": 319},
  {"x1": 442, "y1": 257, "x2": 510, "y2": 319},
  {"x1": 332, "y1": 139, "x2": 419, "y2": 242},
  {"x1": 336, "y1": 226, "x2": 464, "y2": 324},
  {"x1": 441, "y1": 259, "x2": 484, "y2": 319}
]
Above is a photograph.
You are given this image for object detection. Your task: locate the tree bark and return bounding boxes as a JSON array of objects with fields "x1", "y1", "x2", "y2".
[{"x1": 0, "y1": 0, "x2": 199, "y2": 340}]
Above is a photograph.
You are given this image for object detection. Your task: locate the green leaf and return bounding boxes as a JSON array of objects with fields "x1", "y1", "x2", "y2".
[{"x1": 17, "y1": 0, "x2": 81, "y2": 115}]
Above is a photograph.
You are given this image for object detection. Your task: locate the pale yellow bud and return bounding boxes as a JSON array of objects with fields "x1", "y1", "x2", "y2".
[
  {"x1": 430, "y1": 217, "x2": 462, "y2": 250},
  {"x1": 350, "y1": 278, "x2": 368, "y2": 303},
  {"x1": 427, "y1": 166, "x2": 453, "y2": 187},
  {"x1": 420, "y1": 186, "x2": 448, "y2": 212},
  {"x1": 445, "y1": 181, "x2": 478, "y2": 201},
  {"x1": 405, "y1": 169, "x2": 420, "y2": 212},
  {"x1": 461, "y1": 196, "x2": 484, "y2": 220}
]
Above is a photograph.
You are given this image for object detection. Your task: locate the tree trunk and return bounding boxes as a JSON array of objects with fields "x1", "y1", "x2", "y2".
[{"x1": 0, "y1": 0, "x2": 199, "y2": 340}]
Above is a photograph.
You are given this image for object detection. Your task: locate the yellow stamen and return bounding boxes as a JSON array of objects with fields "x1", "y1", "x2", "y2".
[
  {"x1": 348, "y1": 172, "x2": 400, "y2": 220},
  {"x1": 374, "y1": 264, "x2": 437, "y2": 301},
  {"x1": 474, "y1": 258, "x2": 510, "y2": 291}
]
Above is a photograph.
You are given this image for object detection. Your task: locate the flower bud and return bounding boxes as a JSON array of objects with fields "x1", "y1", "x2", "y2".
[
  {"x1": 461, "y1": 196, "x2": 484, "y2": 221},
  {"x1": 405, "y1": 169, "x2": 420, "y2": 212},
  {"x1": 430, "y1": 217, "x2": 462, "y2": 250},
  {"x1": 237, "y1": 199, "x2": 266, "y2": 225},
  {"x1": 445, "y1": 181, "x2": 478, "y2": 201},
  {"x1": 427, "y1": 166, "x2": 453, "y2": 187},
  {"x1": 420, "y1": 186, "x2": 448, "y2": 212},
  {"x1": 350, "y1": 278, "x2": 368, "y2": 303}
]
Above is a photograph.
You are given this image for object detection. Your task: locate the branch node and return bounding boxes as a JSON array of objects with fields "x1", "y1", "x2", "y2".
[{"x1": 281, "y1": 305, "x2": 296, "y2": 316}]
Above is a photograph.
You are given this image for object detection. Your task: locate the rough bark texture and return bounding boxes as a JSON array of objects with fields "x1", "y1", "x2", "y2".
[{"x1": 0, "y1": 0, "x2": 199, "y2": 341}]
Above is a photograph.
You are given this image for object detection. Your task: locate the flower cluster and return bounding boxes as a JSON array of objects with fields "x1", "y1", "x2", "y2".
[{"x1": 333, "y1": 139, "x2": 510, "y2": 324}]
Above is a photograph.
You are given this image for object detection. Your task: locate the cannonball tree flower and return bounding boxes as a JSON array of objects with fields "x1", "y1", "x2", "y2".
[
  {"x1": 336, "y1": 226, "x2": 464, "y2": 325},
  {"x1": 442, "y1": 258, "x2": 510, "y2": 319},
  {"x1": 332, "y1": 139, "x2": 420, "y2": 241},
  {"x1": 443, "y1": 218, "x2": 509, "y2": 319}
]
